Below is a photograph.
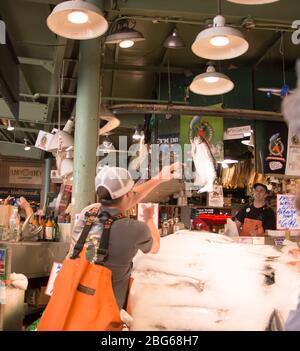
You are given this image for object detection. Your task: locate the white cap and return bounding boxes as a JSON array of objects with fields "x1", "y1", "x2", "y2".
[{"x1": 95, "y1": 166, "x2": 135, "y2": 199}]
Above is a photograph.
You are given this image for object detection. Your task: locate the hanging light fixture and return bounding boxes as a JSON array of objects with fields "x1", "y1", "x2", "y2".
[
  {"x1": 7, "y1": 120, "x2": 14, "y2": 131},
  {"x1": 24, "y1": 139, "x2": 31, "y2": 151},
  {"x1": 132, "y1": 126, "x2": 145, "y2": 141},
  {"x1": 163, "y1": 28, "x2": 186, "y2": 49},
  {"x1": 105, "y1": 19, "x2": 145, "y2": 48},
  {"x1": 192, "y1": 0, "x2": 248, "y2": 60},
  {"x1": 189, "y1": 63, "x2": 234, "y2": 96},
  {"x1": 47, "y1": 0, "x2": 108, "y2": 40},
  {"x1": 227, "y1": 0, "x2": 279, "y2": 4}
]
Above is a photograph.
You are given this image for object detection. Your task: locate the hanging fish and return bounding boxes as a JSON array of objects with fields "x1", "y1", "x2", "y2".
[{"x1": 189, "y1": 116, "x2": 216, "y2": 193}]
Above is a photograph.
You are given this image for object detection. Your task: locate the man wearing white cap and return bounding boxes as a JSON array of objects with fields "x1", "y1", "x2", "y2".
[{"x1": 69, "y1": 163, "x2": 180, "y2": 310}]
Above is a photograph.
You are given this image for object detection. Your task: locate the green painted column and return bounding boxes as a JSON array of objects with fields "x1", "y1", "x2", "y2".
[
  {"x1": 72, "y1": 0, "x2": 102, "y2": 214},
  {"x1": 42, "y1": 157, "x2": 52, "y2": 212}
]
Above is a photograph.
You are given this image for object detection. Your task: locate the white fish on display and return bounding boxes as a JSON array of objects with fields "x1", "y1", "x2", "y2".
[
  {"x1": 129, "y1": 231, "x2": 300, "y2": 331},
  {"x1": 189, "y1": 115, "x2": 216, "y2": 193},
  {"x1": 191, "y1": 137, "x2": 216, "y2": 193}
]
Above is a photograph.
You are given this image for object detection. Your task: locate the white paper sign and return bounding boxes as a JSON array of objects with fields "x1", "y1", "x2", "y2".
[
  {"x1": 276, "y1": 194, "x2": 300, "y2": 230},
  {"x1": 45, "y1": 262, "x2": 63, "y2": 296},
  {"x1": 207, "y1": 185, "x2": 224, "y2": 208},
  {"x1": 137, "y1": 203, "x2": 159, "y2": 229},
  {"x1": 285, "y1": 130, "x2": 300, "y2": 176},
  {"x1": 9, "y1": 166, "x2": 42, "y2": 185},
  {"x1": 35, "y1": 130, "x2": 54, "y2": 151},
  {"x1": 224, "y1": 125, "x2": 251, "y2": 140}
]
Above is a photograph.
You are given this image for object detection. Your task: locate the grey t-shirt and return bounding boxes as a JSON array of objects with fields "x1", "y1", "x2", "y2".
[{"x1": 68, "y1": 203, "x2": 152, "y2": 309}]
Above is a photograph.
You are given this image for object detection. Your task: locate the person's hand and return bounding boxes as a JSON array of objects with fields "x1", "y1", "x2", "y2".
[
  {"x1": 19, "y1": 197, "x2": 30, "y2": 210},
  {"x1": 4, "y1": 195, "x2": 14, "y2": 205},
  {"x1": 142, "y1": 205, "x2": 154, "y2": 221},
  {"x1": 154, "y1": 162, "x2": 182, "y2": 182}
]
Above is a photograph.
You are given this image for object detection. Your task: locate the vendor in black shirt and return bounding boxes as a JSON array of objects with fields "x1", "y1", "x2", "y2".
[{"x1": 235, "y1": 183, "x2": 276, "y2": 236}]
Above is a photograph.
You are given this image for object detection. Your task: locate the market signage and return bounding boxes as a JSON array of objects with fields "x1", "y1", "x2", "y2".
[
  {"x1": 8, "y1": 167, "x2": 42, "y2": 185},
  {"x1": 0, "y1": 20, "x2": 6, "y2": 45},
  {"x1": 156, "y1": 134, "x2": 180, "y2": 144},
  {"x1": 0, "y1": 188, "x2": 41, "y2": 199},
  {"x1": 276, "y1": 194, "x2": 300, "y2": 230},
  {"x1": 224, "y1": 125, "x2": 251, "y2": 140}
]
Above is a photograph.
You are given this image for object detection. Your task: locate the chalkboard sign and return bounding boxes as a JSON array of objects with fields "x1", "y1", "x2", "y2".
[{"x1": 276, "y1": 194, "x2": 300, "y2": 230}]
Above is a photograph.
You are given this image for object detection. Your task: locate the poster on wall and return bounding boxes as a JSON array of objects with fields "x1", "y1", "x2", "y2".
[
  {"x1": 285, "y1": 130, "x2": 300, "y2": 176},
  {"x1": 207, "y1": 185, "x2": 224, "y2": 208},
  {"x1": 180, "y1": 104, "x2": 224, "y2": 162},
  {"x1": 256, "y1": 121, "x2": 288, "y2": 174},
  {"x1": 8, "y1": 166, "x2": 42, "y2": 185},
  {"x1": 276, "y1": 194, "x2": 300, "y2": 230}
]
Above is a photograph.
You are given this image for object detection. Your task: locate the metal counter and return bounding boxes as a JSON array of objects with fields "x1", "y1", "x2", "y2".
[{"x1": 0, "y1": 241, "x2": 70, "y2": 278}]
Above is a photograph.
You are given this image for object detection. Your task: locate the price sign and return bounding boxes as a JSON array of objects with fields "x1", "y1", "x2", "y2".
[
  {"x1": 276, "y1": 194, "x2": 300, "y2": 230},
  {"x1": 45, "y1": 262, "x2": 63, "y2": 296}
]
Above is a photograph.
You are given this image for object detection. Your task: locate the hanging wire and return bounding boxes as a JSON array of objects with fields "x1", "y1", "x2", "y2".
[
  {"x1": 167, "y1": 51, "x2": 172, "y2": 103},
  {"x1": 57, "y1": 60, "x2": 65, "y2": 131},
  {"x1": 217, "y1": 0, "x2": 222, "y2": 15},
  {"x1": 279, "y1": 31, "x2": 286, "y2": 86}
]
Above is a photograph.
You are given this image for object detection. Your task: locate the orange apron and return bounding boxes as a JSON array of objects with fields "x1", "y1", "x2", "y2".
[{"x1": 240, "y1": 217, "x2": 265, "y2": 236}]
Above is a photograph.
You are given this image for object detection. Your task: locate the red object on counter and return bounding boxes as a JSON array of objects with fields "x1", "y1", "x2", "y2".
[{"x1": 198, "y1": 214, "x2": 232, "y2": 225}]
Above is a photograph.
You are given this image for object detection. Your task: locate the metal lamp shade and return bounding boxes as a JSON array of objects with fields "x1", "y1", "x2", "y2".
[
  {"x1": 192, "y1": 22, "x2": 248, "y2": 60},
  {"x1": 163, "y1": 29, "x2": 186, "y2": 49},
  {"x1": 190, "y1": 72, "x2": 234, "y2": 96},
  {"x1": 105, "y1": 28, "x2": 145, "y2": 45},
  {"x1": 47, "y1": 0, "x2": 108, "y2": 40},
  {"x1": 227, "y1": 0, "x2": 279, "y2": 4}
]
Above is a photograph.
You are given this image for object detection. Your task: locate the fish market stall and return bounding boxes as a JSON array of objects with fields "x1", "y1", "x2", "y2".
[{"x1": 129, "y1": 231, "x2": 300, "y2": 331}]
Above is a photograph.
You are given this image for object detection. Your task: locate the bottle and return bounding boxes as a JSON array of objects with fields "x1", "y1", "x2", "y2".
[
  {"x1": 9, "y1": 206, "x2": 21, "y2": 241},
  {"x1": 52, "y1": 216, "x2": 60, "y2": 242},
  {"x1": 45, "y1": 216, "x2": 54, "y2": 241},
  {"x1": 31, "y1": 213, "x2": 39, "y2": 226},
  {"x1": 38, "y1": 215, "x2": 46, "y2": 241}
]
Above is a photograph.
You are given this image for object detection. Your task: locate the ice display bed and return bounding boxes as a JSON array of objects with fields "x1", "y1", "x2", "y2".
[{"x1": 129, "y1": 231, "x2": 300, "y2": 331}]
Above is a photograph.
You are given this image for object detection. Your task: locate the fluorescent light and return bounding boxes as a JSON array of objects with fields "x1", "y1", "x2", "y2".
[
  {"x1": 217, "y1": 159, "x2": 238, "y2": 164},
  {"x1": 119, "y1": 40, "x2": 134, "y2": 48},
  {"x1": 210, "y1": 36, "x2": 229, "y2": 47},
  {"x1": 67, "y1": 11, "x2": 89, "y2": 24},
  {"x1": 47, "y1": 0, "x2": 108, "y2": 40},
  {"x1": 192, "y1": 15, "x2": 248, "y2": 60}
]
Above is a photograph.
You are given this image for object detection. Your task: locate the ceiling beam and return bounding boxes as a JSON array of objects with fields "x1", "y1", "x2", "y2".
[
  {"x1": 104, "y1": 63, "x2": 190, "y2": 74},
  {"x1": 21, "y1": 0, "x2": 60, "y2": 4},
  {"x1": 46, "y1": 37, "x2": 69, "y2": 123},
  {"x1": 111, "y1": 104, "x2": 284, "y2": 122},
  {"x1": 0, "y1": 125, "x2": 39, "y2": 134},
  {"x1": 253, "y1": 32, "x2": 283, "y2": 69},
  {"x1": 18, "y1": 56, "x2": 54, "y2": 74},
  {"x1": 0, "y1": 100, "x2": 48, "y2": 122}
]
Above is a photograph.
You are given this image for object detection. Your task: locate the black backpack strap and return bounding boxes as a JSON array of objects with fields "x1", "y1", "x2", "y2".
[
  {"x1": 94, "y1": 212, "x2": 125, "y2": 264},
  {"x1": 70, "y1": 206, "x2": 101, "y2": 259}
]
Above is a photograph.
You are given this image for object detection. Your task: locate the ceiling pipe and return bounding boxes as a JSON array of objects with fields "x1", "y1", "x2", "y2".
[
  {"x1": 110, "y1": 103, "x2": 283, "y2": 122},
  {"x1": 107, "y1": 13, "x2": 294, "y2": 33},
  {"x1": 19, "y1": 93, "x2": 188, "y2": 105}
]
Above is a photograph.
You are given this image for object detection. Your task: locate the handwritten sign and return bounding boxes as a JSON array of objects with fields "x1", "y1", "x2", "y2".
[
  {"x1": 276, "y1": 194, "x2": 300, "y2": 230},
  {"x1": 137, "y1": 203, "x2": 159, "y2": 229}
]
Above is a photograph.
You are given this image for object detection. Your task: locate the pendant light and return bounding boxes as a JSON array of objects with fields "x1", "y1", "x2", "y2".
[
  {"x1": 189, "y1": 63, "x2": 234, "y2": 96},
  {"x1": 24, "y1": 139, "x2": 31, "y2": 151},
  {"x1": 192, "y1": 0, "x2": 248, "y2": 60},
  {"x1": 7, "y1": 120, "x2": 14, "y2": 131},
  {"x1": 47, "y1": 0, "x2": 108, "y2": 40},
  {"x1": 227, "y1": 0, "x2": 279, "y2": 4},
  {"x1": 105, "y1": 19, "x2": 145, "y2": 48},
  {"x1": 163, "y1": 28, "x2": 186, "y2": 49}
]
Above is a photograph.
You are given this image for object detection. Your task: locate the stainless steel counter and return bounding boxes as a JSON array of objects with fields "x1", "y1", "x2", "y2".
[{"x1": 0, "y1": 241, "x2": 70, "y2": 278}]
